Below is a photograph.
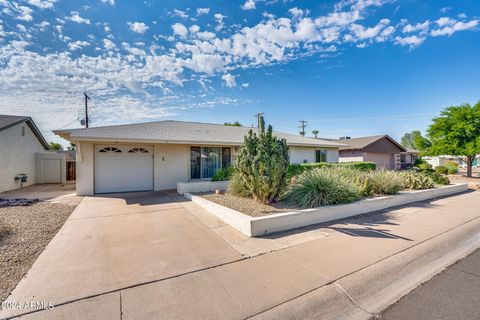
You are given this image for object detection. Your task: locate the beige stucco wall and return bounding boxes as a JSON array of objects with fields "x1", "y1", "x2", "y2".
[
  {"x1": 35, "y1": 152, "x2": 66, "y2": 184},
  {"x1": 364, "y1": 152, "x2": 395, "y2": 170},
  {"x1": 338, "y1": 150, "x2": 365, "y2": 163},
  {"x1": 289, "y1": 146, "x2": 339, "y2": 164},
  {"x1": 75, "y1": 141, "x2": 94, "y2": 195},
  {"x1": 154, "y1": 144, "x2": 189, "y2": 191},
  {"x1": 0, "y1": 123, "x2": 45, "y2": 193}
]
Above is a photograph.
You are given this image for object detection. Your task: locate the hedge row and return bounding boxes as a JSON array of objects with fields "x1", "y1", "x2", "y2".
[{"x1": 288, "y1": 162, "x2": 376, "y2": 178}]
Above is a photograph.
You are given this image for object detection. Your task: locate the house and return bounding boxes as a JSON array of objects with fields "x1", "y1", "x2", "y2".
[
  {"x1": 0, "y1": 115, "x2": 50, "y2": 192},
  {"x1": 54, "y1": 120, "x2": 346, "y2": 195},
  {"x1": 423, "y1": 155, "x2": 479, "y2": 168},
  {"x1": 330, "y1": 135, "x2": 411, "y2": 170},
  {"x1": 400, "y1": 148, "x2": 420, "y2": 169}
]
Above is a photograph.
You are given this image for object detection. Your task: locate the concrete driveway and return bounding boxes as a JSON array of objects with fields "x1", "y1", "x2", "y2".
[{"x1": 0, "y1": 191, "x2": 243, "y2": 318}]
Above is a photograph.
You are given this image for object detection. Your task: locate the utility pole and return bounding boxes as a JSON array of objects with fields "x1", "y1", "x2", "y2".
[
  {"x1": 254, "y1": 112, "x2": 265, "y2": 128},
  {"x1": 299, "y1": 120, "x2": 308, "y2": 136},
  {"x1": 84, "y1": 92, "x2": 91, "y2": 128}
]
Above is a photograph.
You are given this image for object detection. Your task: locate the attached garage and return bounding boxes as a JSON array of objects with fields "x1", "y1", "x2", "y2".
[{"x1": 94, "y1": 145, "x2": 153, "y2": 194}]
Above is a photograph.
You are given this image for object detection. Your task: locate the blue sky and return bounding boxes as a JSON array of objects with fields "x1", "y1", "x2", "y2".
[{"x1": 0, "y1": 0, "x2": 479, "y2": 144}]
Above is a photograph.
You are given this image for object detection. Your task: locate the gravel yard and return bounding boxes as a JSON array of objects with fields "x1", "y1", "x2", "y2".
[
  {"x1": 200, "y1": 193, "x2": 296, "y2": 217},
  {"x1": 0, "y1": 202, "x2": 76, "y2": 303}
]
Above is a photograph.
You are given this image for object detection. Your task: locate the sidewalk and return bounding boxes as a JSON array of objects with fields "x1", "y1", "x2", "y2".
[
  {"x1": 1, "y1": 191, "x2": 479, "y2": 320},
  {"x1": 379, "y1": 249, "x2": 480, "y2": 320}
]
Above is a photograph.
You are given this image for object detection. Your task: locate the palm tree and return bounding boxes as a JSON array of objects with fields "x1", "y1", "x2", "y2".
[{"x1": 312, "y1": 129, "x2": 319, "y2": 138}]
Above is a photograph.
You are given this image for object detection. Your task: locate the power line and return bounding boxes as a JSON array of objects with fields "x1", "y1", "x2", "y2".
[
  {"x1": 84, "y1": 92, "x2": 91, "y2": 128},
  {"x1": 254, "y1": 112, "x2": 265, "y2": 128}
]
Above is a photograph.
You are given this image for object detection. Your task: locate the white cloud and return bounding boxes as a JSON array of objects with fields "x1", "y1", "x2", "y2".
[
  {"x1": 431, "y1": 19, "x2": 479, "y2": 37},
  {"x1": 196, "y1": 8, "x2": 210, "y2": 16},
  {"x1": 103, "y1": 38, "x2": 116, "y2": 50},
  {"x1": 172, "y1": 23, "x2": 188, "y2": 37},
  {"x1": 436, "y1": 17, "x2": 456, "y2": 27},
  {"x1": 241, "y1": 83, "x2": 250, "y2": 88},
  {"x1": 68, "y1": 40, "x2": 90, "y2": 51},
  {"x1": 27, "y1": 0, "x2": 57, "y2": 9},
  {"x1": 402, "y1": 21, "x2": 429, "y2": 34},
  {"x1": 221, "y1": 74, "x2": 236, "y2": 87},
  {"x1": 394, "y1": 35, "x2": 425, "y2": 48},
  {"x1": 214, "y1": 13, "x2": 226, "y2": 31},
  {"x1": 17, "y1": 6, "x2": 33, "y2": 21},
  {"x1": 128, "y1": 22, "x2": 149, "y2": 34},
  {"x1": 289, "y1": 7, "x2": 304, "y2": 18},
  {"x1": 67, "y1": 11, "x2": 90, "y2": 24},
  {"x1": 171, "y1": 9, "x2": 188, "y2": 19},
  {"x1": 100, "y1": 0, "x2": 115, "y2": 5},
  {"x1": 241, "y1": 0, "x2": 256, "y2": 10}
]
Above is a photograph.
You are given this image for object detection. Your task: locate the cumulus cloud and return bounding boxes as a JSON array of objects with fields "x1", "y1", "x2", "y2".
[
  {"x1": 172, "y1": 23, "x2": 188, "y2": 37},
  {"x1": 128, "y1": 22, "x2": 149, "y2": 34},
  {"x1": 27, "y1": 0, "x2": 57, "y2": 9},
  {"x1": 103, "y1": 38, "x2": 116, "y2": 49},
  {"x1": 241, "y1": 0, "x2": 256, "y2": 10},
  {"x1": 394, "y1": 35, "x2": 425, "y2": 48},
  {"x1": 67, "y1": 11, "x2": 90, "y2": 24},
  {"x1": 431, "y1": 19, "x2": 479, "y2": 37},
  {"x1": 100, "y1": 0, "x2": 115, "y2": 5},
  {"x1": 68, "y1": 40, "x2": 90, "y2": 51},
  {"x1": 221, "y1": 74, "x2": 236, "y2": 87}
]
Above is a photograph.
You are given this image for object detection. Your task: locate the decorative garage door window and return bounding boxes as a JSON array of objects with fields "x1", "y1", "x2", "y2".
[
  {"x1": 128, "y1": 147, "x2": 149, "y2": 153},
  {"x1": 98, "y1": 147, "x2": 122, "y2": 153},
  {"x1": 190, "y1": 147, "x2": 231, "y2": 179}
]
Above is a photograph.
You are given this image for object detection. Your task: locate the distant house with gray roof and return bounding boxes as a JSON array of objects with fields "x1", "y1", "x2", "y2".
[{"x1": 55, "y1": 120, "x2": 347, "y2": 195}]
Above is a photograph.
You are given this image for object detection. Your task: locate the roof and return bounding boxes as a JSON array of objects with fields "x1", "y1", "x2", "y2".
[
  {"x1": 402, "y1": 148, "x2": 420, "y2": 154},
  {"x1": 54, "y1": 120, "x2": 347, "y2": 148},
  {"x1": 0, "y1": 114, "x2": 49, "y2": 149},
  {"x1": 330, "y1": 135, "x2": 407, "y2": 152}
]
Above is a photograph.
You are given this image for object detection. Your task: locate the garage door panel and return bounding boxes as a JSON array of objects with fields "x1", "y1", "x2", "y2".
[{"x1": 95, "y1": 145, "x2": 153, "y2": 194}]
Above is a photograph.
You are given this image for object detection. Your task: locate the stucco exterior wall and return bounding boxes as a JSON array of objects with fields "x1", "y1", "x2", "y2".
[
  {"x1": 0, "y1": 123, "x2": 45, "y2": 193},
  {"x1": 75, "y1": 141, "x2": 94, "y2": 195},
  {"x1": 338, "y1": 150, "x2": 365, "y2": 163},
  {"x1": 364, "y1": 152, "x2": 395, "y2": 170},
  {"x1": 289, "y1": 146, "x2": 339, "y2": 164},
  {"x1": 35, "y1": 152, "x2": 66, "y2": 184},
  {"x1": 154, "y1": 144, "x2": 189, "y2": 191}
]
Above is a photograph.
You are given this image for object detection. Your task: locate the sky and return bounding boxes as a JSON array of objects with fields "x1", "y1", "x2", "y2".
[{"x1": 0, "y1": 0, "x2": 479, "y2": 145}]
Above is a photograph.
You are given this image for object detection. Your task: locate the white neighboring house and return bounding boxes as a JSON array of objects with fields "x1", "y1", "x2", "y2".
[
  {"x1": 0, "y1": 115, "x2": 50, "y2": 193},
  {"x1": 55, "y1": 120, "x2": 346, "y2": 195},
  {"x1": 423, "y1": 155, "x2": 480, "y2": 168}
]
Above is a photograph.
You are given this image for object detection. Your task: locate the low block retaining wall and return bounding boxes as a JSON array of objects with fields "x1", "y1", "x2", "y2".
[
  {"x1": 185, "y1": 183, "x2": 468, "y2": 237},
  {"x1": 177, "y1": 181, "x2": 229, "y2": 194}
]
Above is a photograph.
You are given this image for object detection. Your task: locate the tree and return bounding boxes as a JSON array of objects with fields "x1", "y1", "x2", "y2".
[
  {"x1": 427, "y1": 102, "x2": 480, "y2": 177},
  {"x1": 224, "y1": 121, "x2": 242, "y2": 127},
  {"x1": 312, "y1": 129, "x2": 319, "y2": 138},
  {"x1": 230, "y1": 116, "x2": 289, "y2": 204},
  {"x1": 400, "y1": 130, "x2": 431, "y2": 152},
  {"x1": 49, "y1": 142, "x2": 63, "y2": 151},
  {"x1": 66, "y1": 143, "x2": 76, "y2": 151}
]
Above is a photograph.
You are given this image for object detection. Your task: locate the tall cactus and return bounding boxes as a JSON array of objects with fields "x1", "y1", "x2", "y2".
[{"x1": 231, "y1": 116, "x2": 289, "y2": 204}]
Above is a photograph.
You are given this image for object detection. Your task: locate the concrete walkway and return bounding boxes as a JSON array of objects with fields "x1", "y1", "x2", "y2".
[
  {"x1": 1, "y1": 190, "x2": 480, "y2": 320},
  {"x1": 0, "y1": 184, "x2": 82, "y2": 206}
]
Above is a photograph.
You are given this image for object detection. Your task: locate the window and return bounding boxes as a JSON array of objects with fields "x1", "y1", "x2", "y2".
[
  {"x1": 99, "y1": 147, "x2": 122, "y2": 153},
  {"x1": 222, "y1": 147, "x2": 231, "y2": 168},
  {"x1": 190, "y1": 147, "x2": 231, "y2": 179},
  {"x1": 128, "y1": 147, "x2": 149, "y2": 153},
  {"x1": 315, "y1": 149, "x2": 327, "y2": 163}
]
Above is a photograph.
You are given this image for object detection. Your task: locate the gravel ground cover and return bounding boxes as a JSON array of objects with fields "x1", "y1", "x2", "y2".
[
  {"x1": 200, "y1": 193, "x2": 296, "y2": 217},
  {"x1": 0, "y1": 202, "x2": 76, "y2": 303}
]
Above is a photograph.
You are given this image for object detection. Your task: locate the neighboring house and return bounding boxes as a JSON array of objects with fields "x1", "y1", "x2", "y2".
[
  {"x1": 400, "y1": 148, "x2": 420, "y2": 169},
  {"x1": 329, "y1": 135, "x2": 409, "y2": 170},
  {"x1": 0, "y1": 115, "x2": 49, "y2": 193},
  {"x1": 54, "y1": 120, "x2": 346, "y2": 195},
  {"x1": 423, "y1": 155, "x2": 479, "y2": 168}
]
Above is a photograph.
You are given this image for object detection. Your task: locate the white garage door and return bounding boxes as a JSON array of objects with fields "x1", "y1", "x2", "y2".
[{"x1": 94, "y1": 145, "x2": 153, "y2": 194}]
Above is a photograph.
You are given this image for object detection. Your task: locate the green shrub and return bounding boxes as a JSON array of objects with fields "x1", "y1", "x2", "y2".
[
  {"x1": 435, "y1": 166, "x2": 449, "y2": 174},
  {"x1": 366, "y1": 169, "x2": 404, "y2": 195},
  {"x1": 287, "y1": 161, "x2": 376, "y2": 178},
  {"x1": 444, "y1": 161, "x2": 459, "y2": 174},
  {"x1": 414, "y1": 158, "x2": 426, "y2": 166},
  {"x1": 417, "y1": 163, "x2": 432, "y2": 170},
  {"x1": 286, "y1": 168, "x2": 360, "y2": 208},
  {"x1": 211, "y1": 166, "x2": 235, "y2": 181},
  {"x1": 425, "y1": 171, "x2": 450, "y2": 185},
  {"x1": 402, "y1": 171, "x2": 435, "y2": 190},
  {"x1": 355, "y1": 176, "x2": 374, "y2": 197},
  {"x1": 231, "y1": 116, "x2": 289, "y2": 204}
]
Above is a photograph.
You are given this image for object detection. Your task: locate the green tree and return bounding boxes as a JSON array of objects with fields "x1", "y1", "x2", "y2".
[
  {"x1": 230, "y1": 116, "x2": 289, "y2": 204},
  {"x1": 312, "y1": 129, "x2": 319, "y2": 138},
  {"x1": 66, "y1": 143, "x2": 76, "y2": 151},
  {"x1": 49, "y1": 142, "x2": 63, "y2": 151},
  {"x1": 224, "y1": 121, "x2": 242, "y2": 127},
  {"x1": 400, "y1": 130, "x2": 431, "y2": 151},
  {"x1": 427, "y1": 102, "x2": 480, "y2": 177}
]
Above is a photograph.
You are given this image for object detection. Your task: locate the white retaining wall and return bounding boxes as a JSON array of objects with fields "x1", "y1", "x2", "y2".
[
  {"x1": 185, "y1": 183, "x2": 468, "y2": 237},
  {"x1": 177, "y1": 181, "x2": 229, "y2": 194}
]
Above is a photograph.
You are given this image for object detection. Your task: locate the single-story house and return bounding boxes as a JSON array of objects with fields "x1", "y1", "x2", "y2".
[
  {"x1": 423, "y1": 155, "x2": 479, "y2": 168},
  {"x1": 0, "y1": 115, "x2": 50, "y2": 193},
  {"x1": 54, "y1": 120, "x2": 346, "y2": 195},
  {"x1": 328, "y1": 135, "x2": 415, "y2": 170},
  {"x1": 400, "y1": 148, "x2": 420, "y2": 169}
]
